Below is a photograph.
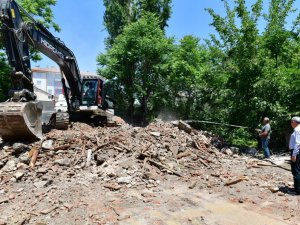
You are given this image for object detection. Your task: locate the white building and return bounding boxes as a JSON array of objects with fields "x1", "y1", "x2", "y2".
[{"x1": 32, "y1": 67, "x2": 99, "y2": 97}]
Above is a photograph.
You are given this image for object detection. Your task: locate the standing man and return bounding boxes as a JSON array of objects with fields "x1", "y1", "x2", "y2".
[
  {"x1": 257, "y1": 117, "x2": 271, "y2": 158},
  {"x1": 289, "y1": 116, "x2": 300, "y2": 194}
]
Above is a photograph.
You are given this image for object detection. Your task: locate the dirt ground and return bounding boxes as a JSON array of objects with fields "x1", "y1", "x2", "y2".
[{"x1": 0, "y1": 120, "x2": 299, "y2": 225}]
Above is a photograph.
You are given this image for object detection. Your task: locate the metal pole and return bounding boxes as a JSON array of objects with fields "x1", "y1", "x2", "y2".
[{"x1": 184, "y1": 120, "x2": 250, "y2": 129}]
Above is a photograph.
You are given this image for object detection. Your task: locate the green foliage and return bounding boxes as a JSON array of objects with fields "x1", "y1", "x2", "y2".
[
  {"x1": 16, "y1": 0, "x2": 60, "y2": 31},
  {"x1": 0, "y1": 0, "x2": 59, "y2": 99},
  {"x1": 103, "y1": 0, "x2": 172, "y2": 46},
  {"x1": 100, "y1": 0, "x2": 300, "y2": 148},
  {"x1": 98, "y1": 13, "x2": 173, "y2": 123},
  {"x1": 205, "y1": 0, "x2": 300, "y2": 147},
  {"x1": 228, "y1": 128, "x2": 258, "y2": 147},
  {"x1": 0, "y1": 53, "x2": 11, "y2": 101}
]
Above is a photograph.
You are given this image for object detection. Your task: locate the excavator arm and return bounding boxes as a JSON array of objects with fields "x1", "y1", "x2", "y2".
[
  {"x1": 0, "y1": 0, "x2": 83, "y2": 140},
  {"x1": 0, "y1": 0, "x2": 82, "y2": 107},
  {"x1": 0, "y1": 0, "x2": 114, "y2": 141}
]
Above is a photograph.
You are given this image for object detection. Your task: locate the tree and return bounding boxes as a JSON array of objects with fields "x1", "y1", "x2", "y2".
[
  {"x1": 263, "y1": 0, "x2": 296, "y2": 67},
  {"x1": 16, "y1": 0, "x2": 60, "y2": 31},
  {"x1": 206, "y1": 0, "x2": 300, "y2": 147},
  {"x1": 207, "y1": 0, "x2": 263, "y2": 126},
  {"x1": 103, "y1": 0, "x2": 172, "y2": 46},
  {"x1": 0, "y1": 53, "x2": 11, "y2": 101},
  {"x1": 98, "y1": 13, "x2": 173, "y2": 123},
  {"x1": 0, "y1": 0, "x2": 60, "y2": 101},
  {"x1": 168, "y1": 36, "x2": 204, "y2": 118}
]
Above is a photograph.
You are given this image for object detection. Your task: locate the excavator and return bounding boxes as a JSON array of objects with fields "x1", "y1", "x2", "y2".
[{"x1": 0, "y1": 0, "x2": 114, "y2": 141}]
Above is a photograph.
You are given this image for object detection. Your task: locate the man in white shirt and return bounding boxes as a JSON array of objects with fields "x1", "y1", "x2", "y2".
[{"x1": 289, "y1": 116, "x2": 300, "y2": 194}]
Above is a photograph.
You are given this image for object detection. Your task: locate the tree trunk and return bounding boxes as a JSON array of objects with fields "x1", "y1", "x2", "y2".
[{"x1": 141, "y1": 95, "x2": 148, "y2": 126}]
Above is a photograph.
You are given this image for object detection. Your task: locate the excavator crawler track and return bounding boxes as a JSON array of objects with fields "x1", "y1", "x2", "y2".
[
  {"x1": 55, "y1": 112, "x2": 69, "y2": 130},
  {"x1": 0, "y1": 102, "x2": 43, "y2": 141}
]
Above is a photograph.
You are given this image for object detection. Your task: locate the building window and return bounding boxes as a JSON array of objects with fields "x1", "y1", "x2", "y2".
[
  {"x1": 48, "y1": 89, "x2": 53, "y2": 94},
  {"x1": 36, "y1": 80, "x2": 42, "y2": 86}
]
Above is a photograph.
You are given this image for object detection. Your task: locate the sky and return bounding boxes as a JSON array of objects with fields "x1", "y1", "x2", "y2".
[{"x1": 32, "y1": 0, "x2": 298, "y2": 73}]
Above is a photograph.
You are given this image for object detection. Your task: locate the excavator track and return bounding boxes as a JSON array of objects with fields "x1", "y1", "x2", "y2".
[
  {"x1": 55, "y1": 112, "x2": 69, "y2": 130},
  {"x1": 0, "y1": 102, "x2": 43, "y2": 141}
]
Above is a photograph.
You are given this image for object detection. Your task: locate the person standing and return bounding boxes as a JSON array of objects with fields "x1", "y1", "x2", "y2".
[
  {"x1": 289, "y1": 116, "x2": 300, "y2": 194},
  {"x1": 258, "y1": 117, "x2": 271, "y2": 158}
]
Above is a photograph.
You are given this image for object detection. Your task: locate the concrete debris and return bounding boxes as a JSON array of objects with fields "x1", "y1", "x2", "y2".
[
  {"x1": 42, "y1": 140, "x2": 53, "y2": 150},
  {"x1": 34, "y1": 180, "x2": 51, "y2": 189},
  {"x1": 14, "y1": 171, "x2": 25, "y2": 180},
  {"x1": 12, "y1": 143, "x2": 28, "y2": 155},
  {"x1": 117, "y1": 176, "x2": 132, "y2": 184},
  {"x1": 0, "y1": 219, "x2": 7, "y2": 225},
  {"x1": 0, "y1": 119, "x2": 298, "y2": 224},
  {"x1": 54, "y1": 158, "x2": 71, "y2": 167},
  {"x1": 1, "y1": 160, "x2": 16, "y2": 172},
  {"x1": 0, "y1": 198, "x2": 9, "y2": 204},
  {"x1": 268, "y1": 186, "x2": 279, "y2": 193},
  {"x1": 178, "y1": 120, "x2": 192, "y2": 134}
]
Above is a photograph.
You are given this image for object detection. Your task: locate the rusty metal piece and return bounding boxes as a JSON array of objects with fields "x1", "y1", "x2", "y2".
[{"x1": 0, "y1": 101, "x2": 43, "y2": 141}]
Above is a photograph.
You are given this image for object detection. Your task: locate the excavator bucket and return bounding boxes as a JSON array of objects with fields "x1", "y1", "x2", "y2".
[{"x1": 0, "y1": 102, "x2": 43, "y2": 141}]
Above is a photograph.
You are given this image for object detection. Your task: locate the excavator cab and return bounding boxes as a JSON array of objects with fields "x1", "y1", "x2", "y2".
[
  {"x1": 82, "y1": 80, "x2": 98, "y2": 106},
  {"x1": 81, "y1": 76, "x2": 105, "y2": 108}
]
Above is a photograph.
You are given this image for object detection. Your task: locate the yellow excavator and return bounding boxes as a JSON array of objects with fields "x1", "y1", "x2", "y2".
[{"x1": 0, "y1": 0, "x2": 114, "y2": 141}]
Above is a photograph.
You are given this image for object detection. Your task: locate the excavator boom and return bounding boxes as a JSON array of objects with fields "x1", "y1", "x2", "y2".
[{"x1": 0, "y1": 0, "x2": 114, "y2": 141}]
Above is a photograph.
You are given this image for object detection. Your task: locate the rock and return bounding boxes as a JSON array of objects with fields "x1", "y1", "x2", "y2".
[
  {"x1": 169, "y1": 146, "x2": 179, "y2": 157},
  {"x1": 224, "y1": 148, "x2": 233, "y2": 156},
  {"x1": 0, "y1": 197, "x2": 9, "y2": 204},
  {"x1": 35, "y1": 222, "x2": 47, "y2": 225},
  {"x1": 117, "y1": 176, "x2": 132, "y2": 184},
  {"x1": 171, "y1": 121, "x2": 179, "y2": 126},
  {"x1": 230, "y1": 147, "x2": 240, "y2": 154},
  {"x1": 150, "y1": 132, "x2": 161, "y2": 137},
  {"x1": 268, "y1": 186, "x2": 279, "y2": 193},
  {"x1": 36, "y1": 168, "x2": 48, "y2": 174},
  {"x1": 103, "y1": 183, "x2": 121, "y2": 191},
  {"x1": 178, "y1": 120, "x2": 192, "y2": 134},
  {"x1": 94, "y1": 156, "x2": 106, "y2": 166},
  {"x1": 14, "y1": 171, "x2": 25, "y2": 180},
  {"x1": 189, "y1": 181, "x2": 197, "y2": 189},
  {"x1": 34, "y1": 181, "x2": 50, "y2": 189},
  {"x1": 119, "y1": 160, "x2": 135, "y2": 169},
  {"x1": 1, "y1": 160, "x2": 16, "y2": 172},
  {"x1": 16, "y1": 188, "x2": 24, "y2": 193},
  {"x1": 54, "y1": 158, "x2": 71, "y2": 167},
  {"x1": 18, "y1": 153, "x2": 30, "y2": 164},
  {"x1": 106, "y1": 170, "x2": 117, "y2": 178},
  {"x1": 0, "y1": 159, "x2": 8, "y2": 169},
  {"x1": 17, "y1": 163, "x2": 28, "y2": 170},
  {"x1": 42, "y1": 140, "x2": 53, "y2": 150},
  {"x1": 12, "y1": 143, "x2": 28, "y2": 155},
  {"x1": 8, "y1": 194, "x2": 15, "y2": 200},
  {"x1": 0, "y1": 219, "x2": 7, "y2": 225}
]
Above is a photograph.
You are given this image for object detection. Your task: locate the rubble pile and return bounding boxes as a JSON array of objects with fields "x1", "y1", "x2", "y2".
[
  {"x1": 1, "y1": 119, "x2": 299, "y2": 225},
  {"x1": 0, "y1": 120, "x2": 232, "y2": 190}
]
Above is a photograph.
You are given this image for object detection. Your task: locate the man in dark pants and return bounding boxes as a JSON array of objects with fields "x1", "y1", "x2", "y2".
[
  {"x1": 289, "y1": 116, "x2": 300, "y2": 194},
  {"x1": 257, "y1": 117, "x2": 271, "y2": 158}
]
